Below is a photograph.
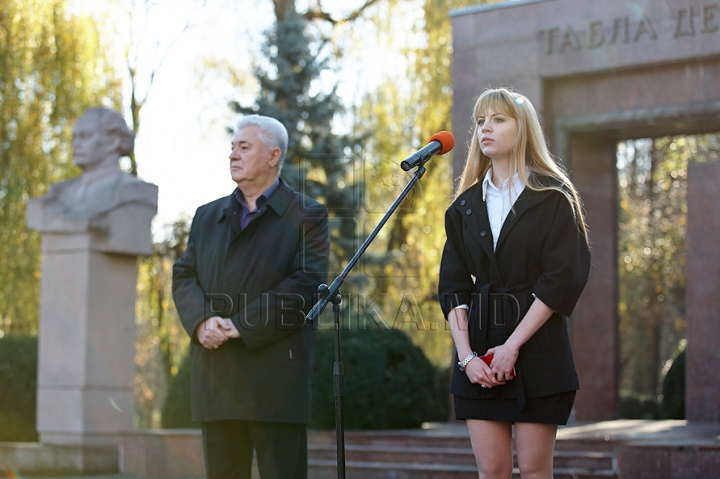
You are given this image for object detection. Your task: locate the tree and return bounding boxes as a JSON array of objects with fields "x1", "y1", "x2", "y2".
[
  {"x1": 352, "y1": 0, "x2": 500, "y2": 367},
  {"x1": 119, "y1": 0, "x2": 207, "y2": 175},
  {"x1": 180, "y1": 0, "x2": 499, "y2": 369},
  {"x1": 135, "y1": 216, "x2": 190, "y2": 427},
  {"x1": 0, "y1": 0, "x2": 122, "y2": 334},
  {"x1": 91, "y1": 0, "x2": 207, "y2": 425},
  {"x1": 230, "y1": 1, "x2": 381, "y2": 281},
  {"x1": 617, "y1": 133, "x2": 720, "y2": 398}
]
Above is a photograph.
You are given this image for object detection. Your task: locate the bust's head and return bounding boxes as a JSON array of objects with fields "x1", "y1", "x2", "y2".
[{"x1": 72, "y1": 108, "x2": 134, "y2": 172}]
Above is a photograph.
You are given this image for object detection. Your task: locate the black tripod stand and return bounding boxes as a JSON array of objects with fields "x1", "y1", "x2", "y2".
[
  {"x1": 306, "y1": 130, "x2": 453, "y2": 478},
  {"x1": 306, "y1": 156, "x2": 439, "y2": 478}
]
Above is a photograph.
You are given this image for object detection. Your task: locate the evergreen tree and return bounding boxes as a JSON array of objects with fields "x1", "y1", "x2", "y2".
[
  {"x1": 353, "y1": 0, "x2": 496, "y2": 366},
  {"x1": 230, "y1": 8, "x2": 363, "y2": 280}
]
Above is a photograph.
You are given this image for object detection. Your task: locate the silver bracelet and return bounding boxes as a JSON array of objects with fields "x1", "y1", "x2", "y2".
[{"x1": 458, "y1": 351, "x2": 477, "y2": 371}]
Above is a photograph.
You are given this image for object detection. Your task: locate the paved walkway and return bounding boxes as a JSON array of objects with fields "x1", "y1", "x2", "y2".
[
  {"x1": 352, "y1": 418, "x2": 720, "y2": 444},
  {"x1": 10, "y1": 476, "x2": 133, "y2": 479},
  {"x1": 557, "y1": 418, "x2": 720, "y2": 445}
]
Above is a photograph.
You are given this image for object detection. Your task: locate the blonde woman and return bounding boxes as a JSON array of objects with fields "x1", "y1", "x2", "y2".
[{"x1": 438, "y1": 88, "x2": 591, "y2": 479}]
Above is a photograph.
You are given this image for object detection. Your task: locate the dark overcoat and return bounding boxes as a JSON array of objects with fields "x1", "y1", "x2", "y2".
[
  {"x1": 173, "y1": 180, "x2": 329, "y2": 424},
  {"x1": 438, "y1": 180, "x2": 591, "y2": 408}
]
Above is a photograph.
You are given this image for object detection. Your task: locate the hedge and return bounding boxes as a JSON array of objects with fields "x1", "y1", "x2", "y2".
[
  {"x1": 162, "y1": 328, "x2": 449, "y2": 429},
  {"x1": 660, "y1": 344, "x2": 685, "y2": 419},
  {"x1": 310, "y1": 328, "x2": 447, "y2": 429},
  {"x1": 0, "y1": 335, "x2": 38, "y2": 442}
]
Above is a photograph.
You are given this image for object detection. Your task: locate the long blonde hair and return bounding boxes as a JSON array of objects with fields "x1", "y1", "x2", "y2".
[{"x1": 455, "y1": 88, "x2": 589, "y2": 242}]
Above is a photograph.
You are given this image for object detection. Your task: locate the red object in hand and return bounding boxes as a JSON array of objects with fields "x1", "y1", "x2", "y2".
[{"x1": 479, "y1": 353, "x2": 516, "y2": 379}]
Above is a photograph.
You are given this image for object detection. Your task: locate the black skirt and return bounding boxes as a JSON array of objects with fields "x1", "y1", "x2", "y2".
[{"x1": 454, "y1": 391, "x2": 576, "y2": 425}]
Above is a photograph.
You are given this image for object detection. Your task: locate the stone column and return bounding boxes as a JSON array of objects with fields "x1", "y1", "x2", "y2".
[
  {"x1": 27, "y1": 198, "x2": 157, "y2": 446},
  {"x1": 686, "y1": 161, "x2": 720, "y2": 423},
  {"x1": 569, "y1": 132, "x2": 619, "y2": 421}
]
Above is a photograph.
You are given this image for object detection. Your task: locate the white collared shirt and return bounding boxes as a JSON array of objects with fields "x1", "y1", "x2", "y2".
[
  {"x1": 481, "y1": 168, "x2": 526, "y2": 251},
  {"x1": 453, "y1": 170, "x2": 537, "y2": 314}
]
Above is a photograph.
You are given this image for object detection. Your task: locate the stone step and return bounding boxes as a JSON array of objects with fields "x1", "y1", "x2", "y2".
[
  {"x1": 551, "y1": 450, "x2": 615, "y2": 470},
  {"x1": 309, "y1": 430, "x2": 473, "y2": 449},
  {"x1": 555, "y1": 438, "x2": 618, "y2": 452},
  {"x1": 308, "y1": 459, "x2": 617, "y2": 479},
  {"x1": 310, "y1": 429, "x2": 618, "y2": 452},
  {"x1": 308, "y1": 431, "x2": 618, "y2": 479},
  {"x1": 114, "y1": 421, "x2": 720, "y2": 479},
  {"x1": 308, "y1": 459, "x2": 479, "y2": 479},
  {"x1": 309, "y1": 443, "x2": 477, "y2": 466},
  {"x1": 309, "y1": 443, "x2": 614, "y2": 470}
]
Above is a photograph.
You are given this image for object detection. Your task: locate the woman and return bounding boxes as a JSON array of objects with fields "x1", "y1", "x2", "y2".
[{"x1": 438, "y1": 88, "x2": 591, "y2": 479}]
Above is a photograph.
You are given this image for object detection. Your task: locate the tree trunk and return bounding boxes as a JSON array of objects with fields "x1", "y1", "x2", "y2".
[
  {"x1": 646, "y1": 140, "x2": 661, "y2": 395},
  {"x1": 274, "y1": 0, "x2": 296, "y2": 21}
]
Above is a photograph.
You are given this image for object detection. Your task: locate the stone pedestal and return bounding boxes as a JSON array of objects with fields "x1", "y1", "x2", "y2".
[
  {"x1": 120, "y1": 429, "x2": 205, "y2": 478},
  {"x1": 686, "y1": 162, "x2": 720, "y2": 423},
  {"x1": 0, "y1": 442, "x2": 119, "y2": 475},
  {"x1": 35, "y1": 234, "x2": 139, "y2": 445}
]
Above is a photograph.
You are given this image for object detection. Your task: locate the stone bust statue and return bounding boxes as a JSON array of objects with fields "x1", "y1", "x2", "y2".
[{"x1": 27, "y1": 107, "x2": 158, "y2": 255}]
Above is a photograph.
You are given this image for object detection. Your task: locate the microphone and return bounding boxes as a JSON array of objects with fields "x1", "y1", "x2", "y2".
[{"x1": 400, "y1": 131, "x2": 455, "y2": 171}]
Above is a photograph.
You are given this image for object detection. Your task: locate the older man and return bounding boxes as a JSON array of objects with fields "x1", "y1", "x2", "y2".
[{"x1": 173, "y1": 115, "x2": 329, "y2": 479}]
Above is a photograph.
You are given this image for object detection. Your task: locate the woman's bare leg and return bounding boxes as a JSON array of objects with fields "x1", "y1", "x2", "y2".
[
  {"x1": 514, "y1": 422, "x2": 557, "y2": 479},
  {"x1": 466, "y1": 419, "x2": 513, "y2": 479}
]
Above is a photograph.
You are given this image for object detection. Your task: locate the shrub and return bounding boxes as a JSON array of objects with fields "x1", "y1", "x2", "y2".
[
  {"x1": 162, "y1": 328, "x2": 447, "y2": 430},
  {"x1": 0, "y1": 335, "x2": 38, "y2": 442},
  {"x1": 660, "y1": 344, "x2": 685, "y2": 419},
  {"x1": 310, "y1": 328, "x2": 445, "y2": 430},
  {"x1": 161, "y1": 353, "x2": 197, "y2": 428},
  {"x1": 432, "y1": 365, "x2": 452, "y2": 422},
  {"x1": 618, "y1": 389, "x2": 659, "y2": 419}
]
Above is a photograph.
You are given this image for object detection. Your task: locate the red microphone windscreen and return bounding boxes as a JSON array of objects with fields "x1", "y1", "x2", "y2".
[{"x1": 429, "y1": 131, "x2": 455, "y2": 155}]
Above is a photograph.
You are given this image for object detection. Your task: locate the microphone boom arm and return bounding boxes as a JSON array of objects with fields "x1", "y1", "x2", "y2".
[{"x1": 305, "y1": 163, "x2": 429, "y2": 323}]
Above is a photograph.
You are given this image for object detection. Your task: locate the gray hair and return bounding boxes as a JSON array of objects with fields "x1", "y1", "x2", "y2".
[
  {"x1": 85, "y1": 107, "x2": 134, "y2": 157},
  {"x1": 235, "y1": 114, "x2": 288, "y2": 170}
]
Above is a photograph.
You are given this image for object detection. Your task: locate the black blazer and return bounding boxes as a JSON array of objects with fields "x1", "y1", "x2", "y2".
[
  {"x1": 173, "y1": 180, "x2": 329, "y2": 424},
  {"x1": 438, "y1": 180, "x2": 591, "y2": 406}
]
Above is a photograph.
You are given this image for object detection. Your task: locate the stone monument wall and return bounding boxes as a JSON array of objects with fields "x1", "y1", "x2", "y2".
[{"x1": 451, "y1": 0, "x2": 720, "y2": 421}]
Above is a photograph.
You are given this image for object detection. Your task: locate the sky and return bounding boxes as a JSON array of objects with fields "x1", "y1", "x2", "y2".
[
  {"x1": 111, "y1": 0, "x2": 276, "y2": 234},
  {"x1": 74, "y1": 0, "x2": 422, "y2": 238}
]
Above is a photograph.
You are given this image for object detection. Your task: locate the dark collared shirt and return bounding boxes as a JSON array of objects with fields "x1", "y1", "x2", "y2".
[{"x1": 233, "y1": 179, "x2": 280, "y2": 230}]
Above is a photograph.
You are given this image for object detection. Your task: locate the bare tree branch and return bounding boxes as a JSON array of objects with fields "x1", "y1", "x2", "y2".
[
  {"x1": 302, "y1": 0, "x2": 381, "y2": 25},
  {"x1": 123, "y1": 0, "x2": 203, "y2": 175}
]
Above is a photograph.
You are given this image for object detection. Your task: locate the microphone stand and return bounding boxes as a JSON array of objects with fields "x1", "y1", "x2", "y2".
[{"x1": 306, "y1": 163, "x2": 430, "y2": 479}]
